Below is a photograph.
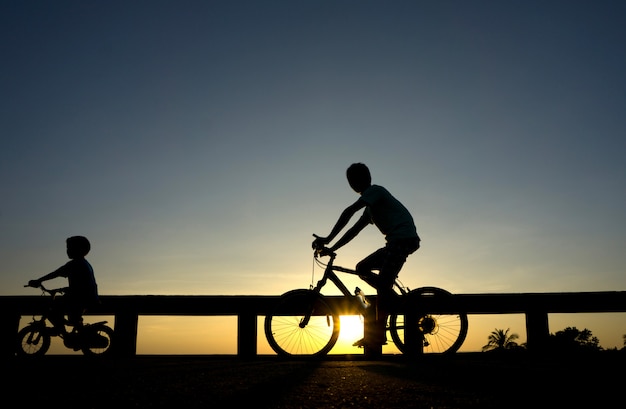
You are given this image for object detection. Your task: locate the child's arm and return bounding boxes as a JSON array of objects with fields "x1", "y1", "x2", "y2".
[
  {"x1": 29, "y1": 266, "x2": 65, "y2": 287},
  {"x1": 328, "y1": 212, "x2": 370, "y2": 252},
  {"x1": 313, "y1": 199, "x2": 367, "y2": 248}
]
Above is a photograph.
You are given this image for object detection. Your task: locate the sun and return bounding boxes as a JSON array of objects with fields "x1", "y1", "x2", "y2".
[
  {"x1": 331, "y1": 315, "x2": 366, "y2": 353},
  {"x1": 331, "y1": 314, "x2": 402, "y2": 355}
]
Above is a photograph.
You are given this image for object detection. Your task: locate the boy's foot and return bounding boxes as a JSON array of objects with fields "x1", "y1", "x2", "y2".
[
  {"x1": 352, "y1": 337, "x2": 387, "y2": 348},
  {"x1": 352, "y1": 337, "x2": 367, "y2": 347}
]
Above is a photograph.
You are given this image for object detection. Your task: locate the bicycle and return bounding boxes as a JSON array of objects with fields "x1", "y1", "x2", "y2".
[
  {"x1": 16, "y1": 283, "x2": 114, "y2": 357},
  {"x1": 264, "y1": 246, "x2": 468, "y2": 356}
]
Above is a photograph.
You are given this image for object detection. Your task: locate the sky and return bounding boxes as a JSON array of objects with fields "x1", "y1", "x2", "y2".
[{"x1": 2, "y1": 1, "x2": 626, "y2": 354}]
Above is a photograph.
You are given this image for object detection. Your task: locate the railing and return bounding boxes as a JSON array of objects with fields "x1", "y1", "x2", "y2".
[{"x1": 2, "y1": 291, "x2": 626, "y2": 357}]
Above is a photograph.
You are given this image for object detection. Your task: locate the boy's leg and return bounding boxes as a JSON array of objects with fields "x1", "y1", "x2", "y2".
[
  {"x1": 353, "y1": 249, "x2": 386, "y2": 346},
  {"x1": 49, "y1": 297, "x2": 69, "y2": 333},
  {"x1": 375, "y1": 242, "x2": 418, "y2": 344},
  {"x1": 355, "y1": 248, "x2": 387, "y2": 284},
  {"x1": 66, "y1": 302, "x2": 85, "y2": 331},
  {"x1": 356, "y1": 248, "x2": 394, "y2": 346},
  {"x1": 355, "y1": 239, "x2": 419, "y2": 347},
  {"x1": 66, "y1": 298, "x2": 85, "y2": 331}
]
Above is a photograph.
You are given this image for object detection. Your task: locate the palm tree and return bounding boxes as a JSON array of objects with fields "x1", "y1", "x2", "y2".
[{"x1": 482, "y1": 328, "x2": 520, "y2": 352}]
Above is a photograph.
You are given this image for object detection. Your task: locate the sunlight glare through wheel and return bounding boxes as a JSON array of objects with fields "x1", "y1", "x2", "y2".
[{"x1": 332, "y1": 315, "x2": 365, "y2": 353}]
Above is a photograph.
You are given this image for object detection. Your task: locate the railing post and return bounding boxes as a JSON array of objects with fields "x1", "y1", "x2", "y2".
[
  {"x1": 237, "y1": 313, "x2": 257, "y2": 357},
  {"x1": 113, "y1": 311, "x2": 139, "y2": 357},
  {"x1": 526, "y1": 310, "x2": 549, "y2": 353},
  {"x1": 362, "y1": 309, "x2": 382, "y2": 358},
  {"x1": 402, "y1": 309, "x2": 424, "y2": 358},
  {"x1": 0, "y1": 313, "x2": 21, "y2": 358}
]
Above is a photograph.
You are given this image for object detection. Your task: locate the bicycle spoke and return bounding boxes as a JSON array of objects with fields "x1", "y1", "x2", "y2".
[
  {"x1": 388, "y1": 287, "x2": 468, "y2": 355},
  {"x1": 265, "y1": 290, "x2": 340, "y2": 356}
]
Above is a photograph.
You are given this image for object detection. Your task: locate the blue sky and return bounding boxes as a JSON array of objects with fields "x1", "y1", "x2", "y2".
[{"x1": 2, "y1": 1, "x2": 625, "y2": 351}]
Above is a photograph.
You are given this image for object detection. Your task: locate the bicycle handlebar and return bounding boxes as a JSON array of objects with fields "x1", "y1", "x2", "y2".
[
  {"x1": 314, "y1": 247, "x2": 336, "y2": 258},
  {"x1": 24, "y1": 282, "x2": 67, "y2": 295},
  {"x1": 312, "y1": 234, "x2": 337, "y2": 258}
]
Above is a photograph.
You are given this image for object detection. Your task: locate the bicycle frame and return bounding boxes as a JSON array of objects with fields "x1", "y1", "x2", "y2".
[
  {"x1": 17, "y1": 284, "x2": 114, "y2": 356},
  {"x1": 311, "y1": 250, "x2": 408, "y2": 299},
  {"x1": 264, "y1": 247, "x2": 469, "y2": 357}
]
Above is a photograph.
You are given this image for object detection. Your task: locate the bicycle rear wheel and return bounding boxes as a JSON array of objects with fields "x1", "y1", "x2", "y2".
[
  {"x1": 264, "y1": 289, "x2": 340, "y2": 356},
  {"x1": 81, "y1": 323, "x2": 114, "y2": 356},
  {"x1": 389, "y1": 287, "x2": 468, "y2": 355}
]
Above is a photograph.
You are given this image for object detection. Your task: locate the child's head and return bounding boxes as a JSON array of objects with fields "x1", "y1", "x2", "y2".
[
  {"x1": 66, "y1": 236, "x2": 91, "y2": 259},
  {"x1": 346, "y1": 163, "x2": 372, "y2": 193}
]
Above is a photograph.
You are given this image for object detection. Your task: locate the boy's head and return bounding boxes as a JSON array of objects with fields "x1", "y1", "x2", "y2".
[
  {"x1": 66, "y1": 236, "x2": 91, "y2": 259},
  {"x1": 346, "y1": 163, "x2": 372, "y2": 193}
]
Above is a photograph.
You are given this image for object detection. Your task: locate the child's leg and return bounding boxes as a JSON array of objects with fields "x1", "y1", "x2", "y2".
[{"x1": 66, "y1": 303, "x2": 85, "y2": 330}]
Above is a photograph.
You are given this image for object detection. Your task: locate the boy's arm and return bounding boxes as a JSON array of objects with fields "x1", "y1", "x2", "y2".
[
  {"x1": 29, "y1": 266, "x2": 64, "y2": 287},
  {"x1": 329, "y1": 212, "x2": 370, "y2": 252},
  {"x1": 313, "y1": 199, "x2": 367, "y2": 248}
]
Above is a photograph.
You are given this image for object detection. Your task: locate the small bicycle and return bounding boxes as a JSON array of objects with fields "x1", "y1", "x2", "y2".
[
  {"x1": 264, "y1": 247, "x2": 468, "y2": 356},
  {"x1": 16, "y1": 283, "x2": 114, "y2": 357}
]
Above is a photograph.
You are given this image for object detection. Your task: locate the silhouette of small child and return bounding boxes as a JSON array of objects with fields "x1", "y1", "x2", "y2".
[
  {"x1": 313, "y1": 163, "x2": 420, "y2": 349},
  {"x1": 29, "y1": 236, "x2": 99, "y2": 332}
]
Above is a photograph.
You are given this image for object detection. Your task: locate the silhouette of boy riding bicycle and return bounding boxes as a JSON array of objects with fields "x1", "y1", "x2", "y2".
[{"x1": 312, "y1": 163, "x2": 420, "y2": 348}]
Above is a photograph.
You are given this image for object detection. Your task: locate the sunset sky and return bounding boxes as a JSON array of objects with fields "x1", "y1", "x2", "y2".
[{"x1": 2, "y1": 1, "x2": 625, "y2": 354}]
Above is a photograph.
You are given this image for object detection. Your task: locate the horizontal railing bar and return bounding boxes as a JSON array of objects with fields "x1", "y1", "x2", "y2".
[
  {"x1": 3, "y1": 291, "x2": 625, "y2": 315},
  {"x1": 3, "y1": 291, "x2": 625, "y2": 357}
]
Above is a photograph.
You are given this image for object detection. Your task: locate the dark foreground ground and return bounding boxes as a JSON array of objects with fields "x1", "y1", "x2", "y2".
[{"x1": 4, "y1": 351, "x2": 623, "y2": 408}]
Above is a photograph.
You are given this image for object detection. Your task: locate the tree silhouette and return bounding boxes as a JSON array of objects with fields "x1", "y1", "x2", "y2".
[
  {"x1": 482, "y1": 328, "x2": 520, "y2": 352},
  {"x1": 548, "y1": 327, "x2": 601, "y2": 352}
]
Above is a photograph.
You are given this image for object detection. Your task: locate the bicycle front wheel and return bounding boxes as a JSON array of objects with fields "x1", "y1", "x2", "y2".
[
  {"x1": 16, "y1": 325, "x2": 51, "y2": 357},
  {"x1": 389, "y1": 287, "x2": 468, "y2": 355},
  {"x1": 265, "y1": 289, "x2": 340, "y2": 356}
]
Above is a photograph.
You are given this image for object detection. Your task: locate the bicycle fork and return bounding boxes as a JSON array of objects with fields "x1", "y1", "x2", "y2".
[
  {"x1": 23, "y1": 320, "x2": 51, "y2": 346},
  {"x1": 299, "y1": 288, "x2": 326, "y2": 328}
]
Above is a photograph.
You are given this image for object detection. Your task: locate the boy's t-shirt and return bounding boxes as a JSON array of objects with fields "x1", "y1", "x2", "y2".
[
  {"x1": 359, "y1": 184, "x2": 419, "y2": 242},
  {"x1": 53, "y1": 259, "x2": 99, "y2": 306}
]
